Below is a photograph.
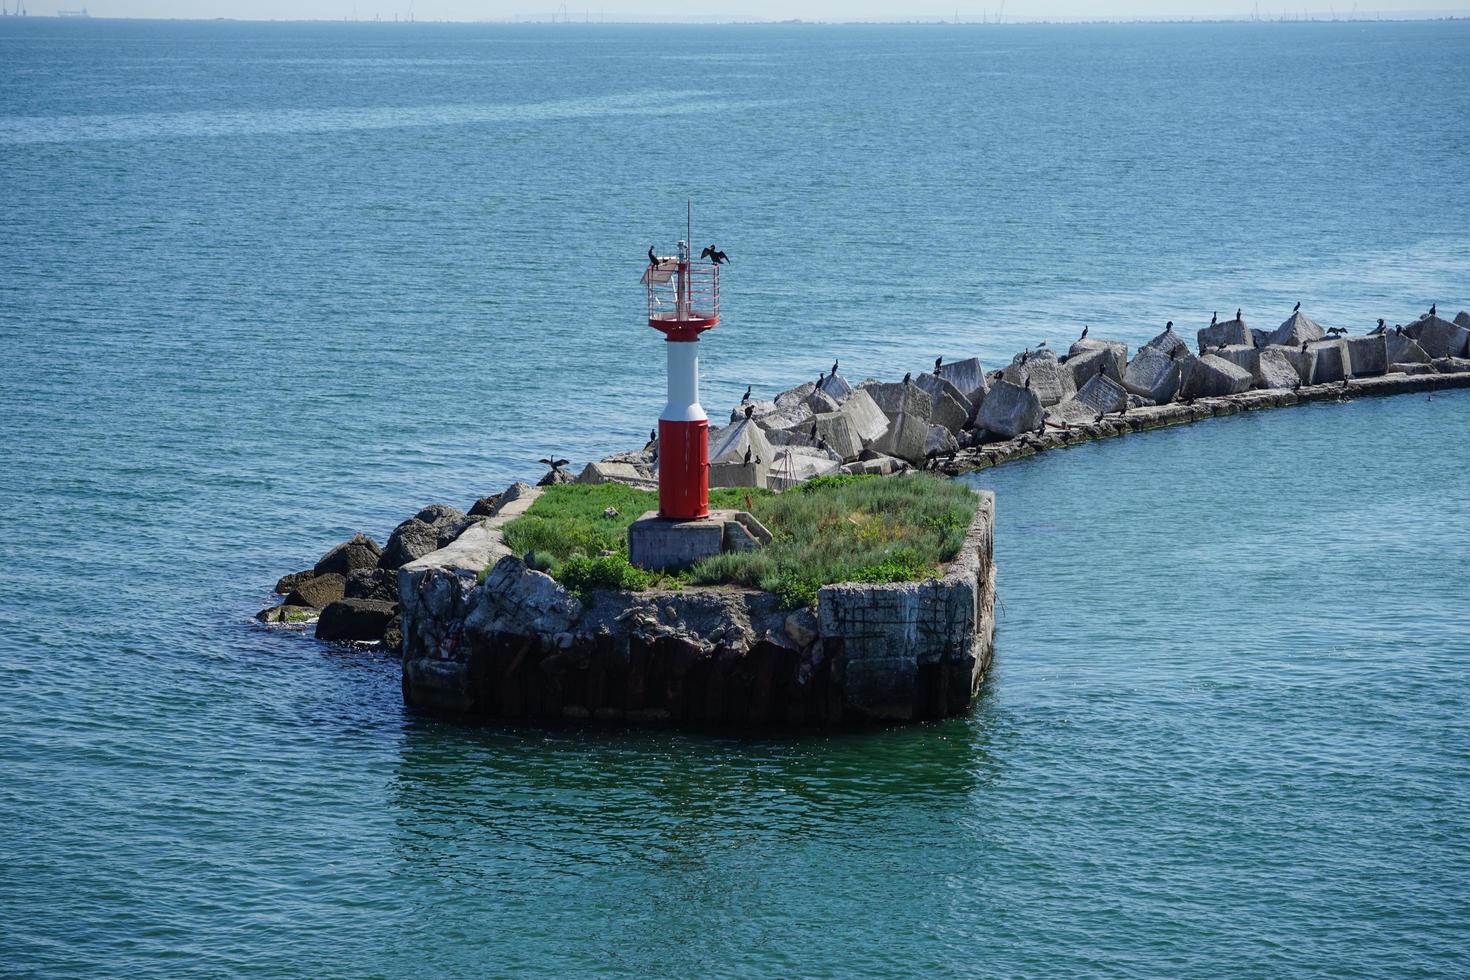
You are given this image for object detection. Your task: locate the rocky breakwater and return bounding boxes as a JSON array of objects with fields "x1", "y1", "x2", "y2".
[
  {"x1": 398, "y1": 490, "x2": 996, "y2": 727},
  {"x1": 568, "y1": 307, "x2": 1470, "y2": 494},
  {"x1": 256, "y1": 486, "x2": 540, "y2": 647}
]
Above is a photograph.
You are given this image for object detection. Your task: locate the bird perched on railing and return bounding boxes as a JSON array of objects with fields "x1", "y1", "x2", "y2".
[
  {"x1": 700, "y1": 245, "x2": 730, "y2": 264},
  {"x1": 647, "y1": 245, "x2": 659, "y2": 268}
]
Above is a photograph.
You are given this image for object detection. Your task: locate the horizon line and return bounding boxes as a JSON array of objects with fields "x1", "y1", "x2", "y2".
[{"x1": 7, "y1": 12, "x2": 1470, "y2": 25}]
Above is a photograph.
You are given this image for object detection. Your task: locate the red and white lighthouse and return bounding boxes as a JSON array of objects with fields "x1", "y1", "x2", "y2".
[{"x1": 643, "y1": 237, "x2": 721, "y2": 520}]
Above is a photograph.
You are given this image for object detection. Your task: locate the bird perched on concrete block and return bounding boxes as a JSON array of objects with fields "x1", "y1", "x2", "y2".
[
  {"x1": 1293, "y1": 301, "x2": 1301, "y2": 313},
  {"x1": 1079, "y1": 325, "x2": 1089, "y2": 341},
  {"x1": 831, "y1": 359, "x2": 839, "y2": 376},
  {"x1": 741, "y1": 385, "x2": 752, "y2": 403},
  {"x1": 902, "y1": 371, "x2": 912, "y2": 384},
  {"x1": 935, "y1": 355, "x2": 943, "y2": 372},
  {"x1": 1236, "y1": 308, "x2": 1242, "y2": 320},
  {"x1": 1430, "y1": 303, "x2": 1437, "y2": 317},
  {"x1": 1370, "y1": 319, "x2": 1386, "y2": 335},
  {"x1": 744, "y1": 404, "x2": 754, "y2": 420}
]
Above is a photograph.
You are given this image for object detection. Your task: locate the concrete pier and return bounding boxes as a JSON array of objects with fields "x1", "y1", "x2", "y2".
[{"x1": 398, "y1": 493, "x2": 996, "y2": 727}]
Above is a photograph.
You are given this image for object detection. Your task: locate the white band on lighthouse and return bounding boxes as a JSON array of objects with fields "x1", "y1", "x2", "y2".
[{"x1": 660, "y1": 339, "x2": 706, "y2": 423}]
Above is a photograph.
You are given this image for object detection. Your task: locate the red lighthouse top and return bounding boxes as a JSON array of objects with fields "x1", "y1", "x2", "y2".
[{"x1": 643, "y1": 239, "x2": 720, "y2": 341}]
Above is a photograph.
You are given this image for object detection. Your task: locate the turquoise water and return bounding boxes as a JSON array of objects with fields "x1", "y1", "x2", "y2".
[{"x1": 2, "y1": 19, "x2": 1469, "y2": 977}]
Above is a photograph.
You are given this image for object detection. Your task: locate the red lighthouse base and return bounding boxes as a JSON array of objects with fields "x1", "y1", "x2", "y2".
[{"x1": 658, "y1": 418, "x2": 709, "y2": 519}]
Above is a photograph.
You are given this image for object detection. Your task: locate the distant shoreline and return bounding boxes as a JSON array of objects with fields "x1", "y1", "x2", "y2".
[{"x1": 3, "y1": 14, "x2": 1467, "y2": 26}]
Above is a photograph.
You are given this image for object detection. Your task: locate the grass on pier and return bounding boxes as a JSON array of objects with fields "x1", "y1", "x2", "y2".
[{"x1": 499, "y1": 474, "x2": 978, "y2": 608}]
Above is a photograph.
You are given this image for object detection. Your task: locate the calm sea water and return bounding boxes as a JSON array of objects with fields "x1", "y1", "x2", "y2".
[{"x1": 2, "y1": 18, "x2": 1469, "y2": 977}]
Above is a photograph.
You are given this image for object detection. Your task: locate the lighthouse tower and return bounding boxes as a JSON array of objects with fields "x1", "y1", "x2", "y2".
[{"x1": 643, "y1": 237, "x2": 721, "y2": 519}]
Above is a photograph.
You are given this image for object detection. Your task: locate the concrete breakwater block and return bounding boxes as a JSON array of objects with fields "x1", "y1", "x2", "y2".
[
  {"x1": 1183, "y1": 354, "x2": 1254, "y2": 397},
  {"x1": 1267, "y1": 311, "x2": 1326, "y2": 348},
  {"x1": 1002, "y1": 354, "x2": 1073, "y2": 407},
  {"x1": 1141, "y1": 325, "x2": 1189, "y2": 358},
  {"x1": 1069, "y1": 336, "x2": 1129, "y2": 369},
  {"x1": 709, "y1": 418, "x2": 774, "y2": 488},
  {"x1": 873, "y1": 410, "x2": 930, "y2": 465},
  {"x1": 1306, "y1": 339, "x2": 1350, "y2": 384},
  {"x1": 1122, "y1": 347, "x2": 1182, "y2": 403},
  {"x1": 1345, "y1": 334, "x2": 1388, "y2": 377},
  {"x1": 812, "y1": 410, "x2": 864, "y2": 460},
  {"x1": 935, "y1": 357, "x2": 988, "y2": 401},
  {"x1": 1065, "y1": 344, "x2": 1123, "y2": 389},
  {"x1": 1197, "y1": 317, "x2": 1252, "y2": 352},
  {"x1": 817, "y1": 372, "x2": 853, "y2": 401},
  {"x1": 1385, "y1": 333, "x2": 1431, "y2": 365},
  {"x1": 1209, "y1": 344, "x2": 1258, "y2": 374},
  {"x1": 862, "y1": 379, "x2": 931, "y2": 422},
  {"x1": 1253, "y1": 347, "x2": 1302, "y2": 390},
  {"x1": 1073, "y1": 372, "x2": 1128, "y2": 415},
  {"x1": 978, "y1": 379, "x2": 1043, "y2": 438},
  {"x1": 914, "y1": 374, "x2": 971, "y2": 432},
  {"x1": 1407, "y1": 315, "x2": 1470, "y2": 358},
  {"x1": 774, "y1": 380, "x2": 816, "y2": 408},
  {"x1": 839, "y1": 388, "x2": 893, "y2": 445}
]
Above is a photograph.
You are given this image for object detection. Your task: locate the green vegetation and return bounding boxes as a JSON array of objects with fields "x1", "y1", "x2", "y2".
[{"x1": 500, "y1": 474, "x2": 978, "y2": 608}]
